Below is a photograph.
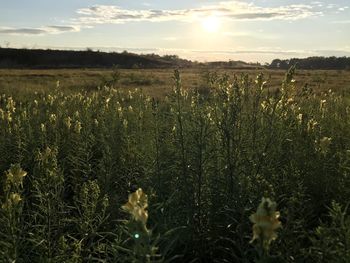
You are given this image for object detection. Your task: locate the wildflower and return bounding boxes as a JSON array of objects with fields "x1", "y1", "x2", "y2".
[
  {"x1": 40, "y1": 123, "x2": 46, "y2": 133},
  {"x1": 94, "y1": 118, "x2": 99, "y2": 126},
  {"x1": 49, "y1": 114, "x2": 57, "y2": 123},
  {"x1": 123, "y1": 119, "x2": 128, "y2": 129},
  {"x1": 122, "y1": 188, "x2": 148, "y2": 226},
  {"x1": 21, "y1": 110, "x2": 27, "y2": 120},
  {"x1": 1, "y1": 193, "x2": 22, "y2": 209},
  {"x1": 0, "y1": 109, "x2": 4, "y2": 120},
  {"x1": 74, "y1": 121, "x2": 82, "y2": 134},
  {"x1": 6, "y1": 164, "x2": 27, "y2": 188},
  {"x1": 249, "y1": 197, "x2": 281, "y2": 250},
  {"x1": 276, "y1": 100, "x2": 283, "y2": 110},
  {"x1": 116, "y1": 102, "x2": 123, "y2": 117},
  {"x1": 10, "y1": 193, "x2": 22, "y2": 205},
  {"x1": 320, "y1": 99, "x2": 327, "y2": 110},
  {"x1": 307, "y1": 119, "x2": 318, "y2": 132},
  {"x1": 47, "y1": 95, "x2": 54, "y2": 105},
  {"x1": 207, "y1": 112, "x2": 213, "y2": 123},
  {"x1": 318, "y1": 136, "x2": 332, "y2": 154},
  {"x1": 297, "y1": 113, "x2": 303, "y2": 124},
  {"x1": 64, "y1": 116, "x2": 72, "y2": 130},
  {"x1": 6, "y1": 97, "x2": 16, "y2": 113},
  {"x1": 261, "y1": 100, "x2": 268, "y2": 111}
]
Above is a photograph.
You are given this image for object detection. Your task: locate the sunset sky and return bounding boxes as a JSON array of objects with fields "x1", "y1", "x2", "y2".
[{"x1": 1, "y1": 0, "x2": 349, "y2": 62}]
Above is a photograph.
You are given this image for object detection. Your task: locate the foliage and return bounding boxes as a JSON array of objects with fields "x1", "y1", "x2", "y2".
[{"x1": 0, "y1": 68, "x2": 349, "y2": 262}]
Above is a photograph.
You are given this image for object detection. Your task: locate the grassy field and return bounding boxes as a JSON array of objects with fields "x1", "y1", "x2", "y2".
[
  {"x1": 1, "y1": 68, "x2": 350, "y2": 97},
  {"x1": 0, "y1": 67, "x2": 350, "y2": 262}
]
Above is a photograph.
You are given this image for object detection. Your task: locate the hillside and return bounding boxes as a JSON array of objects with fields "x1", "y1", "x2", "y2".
[
  {"x1": 0, "y1": 48, "x2": 190, "y2": 69},
  {"x1": 1, "y1": 48, "x2": 349, "y2": 70},
  {"x1": 0, "y1": 48, "x2": 258, "y2": 69}
]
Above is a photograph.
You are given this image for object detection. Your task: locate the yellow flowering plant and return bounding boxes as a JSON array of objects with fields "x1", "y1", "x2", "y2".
[
  {"x1": 121, "y1": 188, "x2": 160, "y2": 262},
  {"x1": 122, "y1": 188, "x2": 149, "y2": 227},
  {"x1": 250, "y1": 197, "x2": 282, "y2": 258},
  {"x1": 5, "y1": 164, "x2": 27, "y2": 190},
  {"x1": 1, "y1": 164, "x2": 27, "y2": 261}
]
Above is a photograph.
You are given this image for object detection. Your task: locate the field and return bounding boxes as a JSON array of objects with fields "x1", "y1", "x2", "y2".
[
  {"x1": 1, "y1": 68, "x2": 350, "y2": 97},
  {"x1": 0, "y1": 67, "x2": 350, "y2": 262}
]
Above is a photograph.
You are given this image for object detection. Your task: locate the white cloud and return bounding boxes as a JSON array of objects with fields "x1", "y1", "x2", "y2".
[
  {"x1": 311, "y1": 1, "x2": 323, "y2": 7},
  {"x1": 74, "y1": 1, "x2": 322, "y2": 25},
  {"x1": 163, "y1": 37, "x2": 178, "y2": 41},
  {"x1": 0, "y1": 26, "x2": 80, "y2": 35},
  {"x1": 222, "y1": 31, "x2": 279, "y2": 40},
  {"x1": 331, "y1": 20, "x2": 350, "y2": 24}
]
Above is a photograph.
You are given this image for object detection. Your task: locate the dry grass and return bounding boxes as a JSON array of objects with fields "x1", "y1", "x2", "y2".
[{"x1": 0, "y1": 68, "x2": 350, "y2": 98}]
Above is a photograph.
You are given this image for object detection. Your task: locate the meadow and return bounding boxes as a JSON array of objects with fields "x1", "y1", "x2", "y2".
[
  {"x1": 0, "y1": 67, "x2": 350, "y2": 262},
  {"x1": 1, "y1": 68, "x2": 350, "y2": 97}
]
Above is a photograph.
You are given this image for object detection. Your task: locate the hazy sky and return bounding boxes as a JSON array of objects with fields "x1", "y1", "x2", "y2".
[{"x1": 0, "y1": 0, "x2": 349, "y2": 62}]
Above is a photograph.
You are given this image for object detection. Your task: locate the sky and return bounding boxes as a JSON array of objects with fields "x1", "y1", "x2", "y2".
[{"x1": 0, "y1": 0, "x2": 349, "y2": 63}]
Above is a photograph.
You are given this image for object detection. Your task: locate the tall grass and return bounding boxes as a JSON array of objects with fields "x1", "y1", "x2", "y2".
[{"x1": 0, "y1": 68, "x2": 349, "y2": 262}]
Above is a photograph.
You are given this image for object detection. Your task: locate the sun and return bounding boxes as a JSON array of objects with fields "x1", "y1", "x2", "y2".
[{"x1": 201, "y1": 16, "x2": 221, "y2": 33}]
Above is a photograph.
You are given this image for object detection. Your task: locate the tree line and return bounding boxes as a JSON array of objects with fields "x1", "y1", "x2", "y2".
[
  {"x1": 0, "y1": 47, "x2": 349, "y2": 69},
  {"x1": 269, "y1": 56, "x2": 350, "y2": 70}
]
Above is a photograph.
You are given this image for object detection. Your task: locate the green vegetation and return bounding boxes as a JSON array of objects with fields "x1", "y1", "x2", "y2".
[{"x1": 0, "y1": 68, "x2": 349, "y2": 262}]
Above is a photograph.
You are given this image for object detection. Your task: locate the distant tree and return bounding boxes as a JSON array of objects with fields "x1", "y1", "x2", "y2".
[{"x1": 269, "y1": 56, "x2": 350, "y2": 70}]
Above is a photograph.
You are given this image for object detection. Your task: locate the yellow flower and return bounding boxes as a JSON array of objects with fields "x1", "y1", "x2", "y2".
[
  {"x1": 49, "y1": 114, "x2": 57, "y2": 123},
  {"x1": 40, "y1": 123, "x2": 46, "y2": 133},
  {"x1": 122, "y1": 188, "x2": 148, "y2": 225},
  {"x1": 94, "y1": 118, "x2": 99, "y2": 126},
  {"x1": 10, "y1": 193, "x2": 22, "y2": 205},
  {"x1": 1, "y1": 193, "x2": 22, "y2": 209},
  {"x1": 74, "y1": 121, "x2": 82, "y2": 134},
  {"x1": 6, "y1": 97, "x2": 16, "y2": 113},
  {"x1": 297, "y1": 113, "x2": 303, "y2": 124},
  {"x1": 6, "y1": 164, "x2": 27, "y2": 188},
  {"x1": 123, "y1": 119, "x2": 128, "y2": 129},
  {"x1": 261, "y1": 101, "x2": 268, "y2": 111},
  {"x1": 318, "y1": 136, "x2": 332, "y2": 154},
  {"x1": 286, "y1": 98, "x2": 294, "y2": 104},
  {"x1": 249, "y1": 198, "x2": 281, "y2": 248},
  {"x1": 0, "y1": 109, "x2": 4, "y2": 120},
  {"x1": 64, "y1": 116, "x2": 72, "y2": 130},
  {"x1": 307, "y1": 119, "x2": 318, "y2": 132}
]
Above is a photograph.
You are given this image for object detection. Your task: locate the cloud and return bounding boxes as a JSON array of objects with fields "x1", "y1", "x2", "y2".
[
  {"x1": 0, "y1": 28, "x2": 47, "y2": 35},
  {"x1": 338, "y1": 6, "x2": 349, "y2": 11},
  {"x1": 163, "y1": 37, "x2": 178, "y2": 41},
  {"x1": 0, "y1": 26, "x2": 80, "y2": 35},
  {"x1": 331, "y1": 20, "x2": 350, "y2": 24},
  {"x1": 74, "y1": 1, "x2": 322, "y2": 25}
]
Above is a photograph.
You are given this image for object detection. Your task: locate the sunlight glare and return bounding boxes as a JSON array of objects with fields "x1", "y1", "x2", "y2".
[{"x1": 201, "y1": 16, "x2": 221, "y2": 33}]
